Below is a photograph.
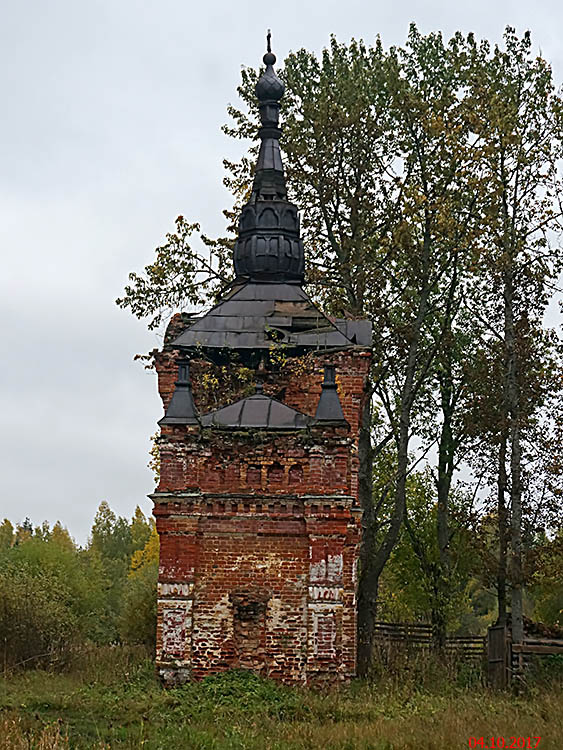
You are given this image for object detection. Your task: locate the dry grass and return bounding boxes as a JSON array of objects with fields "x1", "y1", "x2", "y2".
[
  {"x1": 0, "y1": 718, "x2": 71, "y2": 749},
  {"x1": 0, "y1": 647, "x2": 562, "y2": 749},
  {"x1": 0, "y1": 718, "x2": 111, "y2": 750}
]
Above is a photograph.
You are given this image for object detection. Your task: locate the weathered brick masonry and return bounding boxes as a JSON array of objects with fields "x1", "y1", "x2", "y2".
[
  {"x1": 153, "y1": 350, "x2": 370, "y2": 684},
  {"x1": 150, "y1": 39, "x2": 372, "y2": 685}
]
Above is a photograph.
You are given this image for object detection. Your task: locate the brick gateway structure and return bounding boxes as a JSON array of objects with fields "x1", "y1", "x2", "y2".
[{"x1": 151, "y1": 38, "x2": 372, "y2": 685}]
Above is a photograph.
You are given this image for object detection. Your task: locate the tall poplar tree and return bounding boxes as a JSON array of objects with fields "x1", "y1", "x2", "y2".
[{"x1": 465, "y1": 28, "x2": 563, "y2": 641}]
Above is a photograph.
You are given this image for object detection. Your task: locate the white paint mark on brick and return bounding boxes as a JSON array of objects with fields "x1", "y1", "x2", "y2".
[
  {"x1": 158, "y1": 582, "x2": 193, "y2": 598},
  {"x1": 327, "y1": 554, "x2": 343, "y2": 581},
  {"x1": 312, "y1": 612, "x2": 337, "y2": 658},
  {"x1": 309, "y1": 553, "x2": 342, "y2": 583},
  {"x1": 162, "y1": 608, "x2": 187, "y2": 658},
  {"x1": 309, "y1": 559, "x2": 326, "y2": 582},
  {"x1": 308, "y1": 586, "x2": 341, "y2": 601}
]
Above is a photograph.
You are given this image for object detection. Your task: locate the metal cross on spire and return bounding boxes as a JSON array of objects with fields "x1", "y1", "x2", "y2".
[{"x1": 267, "y1": 29, "x2": 271, "y2": 53}]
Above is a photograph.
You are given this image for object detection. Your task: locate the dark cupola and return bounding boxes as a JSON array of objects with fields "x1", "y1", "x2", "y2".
[{"x1": 233, "y1": 32, "x2": 305, "y2": 283}]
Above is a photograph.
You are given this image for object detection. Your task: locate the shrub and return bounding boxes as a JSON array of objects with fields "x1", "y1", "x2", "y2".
[
  {"x1": 118, "y1": 559, "x2": 158, "y2": 648},
  {"x1": 0, "y1": 562, "x2": 78, "y2": 671}
]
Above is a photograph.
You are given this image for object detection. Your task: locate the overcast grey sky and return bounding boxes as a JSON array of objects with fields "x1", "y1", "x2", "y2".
[{"x1": 1, "y1": 0, "x2": 562, "y2": 544}]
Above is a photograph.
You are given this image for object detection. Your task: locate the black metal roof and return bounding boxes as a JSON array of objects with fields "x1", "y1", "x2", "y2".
[
  {"x1": 201, "y1": 384, "x2": 311, "y2": 430},
  {"x1": 167, "y1": 34, "x2": 372, "y2": 356},
  {"x1": 170, "y1": 281, "x2": 371, "y2": 351}
]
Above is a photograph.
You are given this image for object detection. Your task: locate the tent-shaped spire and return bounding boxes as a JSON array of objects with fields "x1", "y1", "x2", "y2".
[
  {"x1": 167, "y1": 33, "x2": 372, "y2": 356},
  {"x1": 233, "y1": 32, "x2": 305, "y2": 283}
]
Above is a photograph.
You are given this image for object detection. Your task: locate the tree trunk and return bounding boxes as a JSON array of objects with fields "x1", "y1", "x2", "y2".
[
  {"x1": 504, "y1": 266, "x2": 524, "y2": 643},
  {"x1": 357, "y1": 229, "x2": 432, "y2": 674},
  {"x1": 497, "y1": 429, "x2": 508, "y2": 626},
  {"x1": 356, "y1": 361, "x2": 418, "y2": 674},
  {"x1": 357, "y1": 388, "x2": 376, "y2": 675},
  {"x1": 431, "y1": 601, "x2": 448, "y2": 652},
  {"x1": 358, "y1": 307, "x2": 427, "y2": 674},
  {"x1": 510, "y1": 422, "x2": 523, "y2": 642},
  {"x1": 434, "y1": 367, "x2": 455, "y2": 649}
]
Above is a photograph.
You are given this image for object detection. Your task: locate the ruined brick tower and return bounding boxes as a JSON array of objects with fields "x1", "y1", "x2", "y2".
[{"x1": 152, "y1": 36, "x2": 371, "y2": 685}]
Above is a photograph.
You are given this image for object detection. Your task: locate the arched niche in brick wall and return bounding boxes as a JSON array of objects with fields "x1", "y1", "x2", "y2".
[
  {"x1": 288, "y1": 464, "x2": 303, "y2": 485},
  {"x1": 267, "y1": 462, "x2": 284, "y2": 484},
  {"x1": 229, "y1": 586, "x2": 271, "y2": 674},
  {"x1": 246, "y1": 464, "x2": 261, "y2": 487}
]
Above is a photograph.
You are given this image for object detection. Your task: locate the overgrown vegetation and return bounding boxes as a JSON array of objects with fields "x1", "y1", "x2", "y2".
[
  {"x1": 0, "y1": 506, "x2": 158, "y2": 672},
  {"x1": 1, "y1": 648, "x2": 562, "y2": 749}
]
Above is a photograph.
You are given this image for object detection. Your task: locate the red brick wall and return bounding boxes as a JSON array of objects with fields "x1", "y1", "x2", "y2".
[
  {"x1": 153, "y1": 339, "x2": 370, "y2": 685},
  {"x1": 155, "y1": 348, "x2": 371, "y2": 433},
  {"x1": 157, "y1": 430, "x2": 353, "y2": 496},
  {"x1": 154, "y1": 497, "x2": 361, "y2": 684}
]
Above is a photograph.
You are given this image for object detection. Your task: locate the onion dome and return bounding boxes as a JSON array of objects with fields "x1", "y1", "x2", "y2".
[{"x1": 255, "y1": 32, "x2": 285, "y2": 102}]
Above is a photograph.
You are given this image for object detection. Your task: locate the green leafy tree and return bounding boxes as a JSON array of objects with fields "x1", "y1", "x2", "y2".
[
  {"x1": 463, "y1": 28, "x2": 563, "y2": 639},
  {"x1": 88, "y1": 501, "x2": 151, "y2": 642},
  {"x1": 118, "y1": 527, "x2": 159, "y2": 648},
  {"x1": 116, "y1": 218, "x2": 232, "y2": 330},
  {"x1": 375, "y1": 458, "x2": 478, "y2": 632},
  {"x1": 531, "y1": 530, "x2": 563, "y2": 627},
  {"x1": 50, "y1": 521, "x2": 74, "y2": 550},
  {"x1": 0, "y1": 519, "x2": 14, "y2": 550},
  {"x1": 0, "y1": 517, "x2": 114, "y2": 666},
  {"x1": 90, "y1": 501, "x2": 133, "y2": 560},
  {"x1": 0, "y1": 560, "x2": 79, "y2": 670},
  {"x1": 15, "y1": 517, "x2": 33, "y2": 545},
  {"x1": 130, "y1": 505, "x2": 153, "y2": 553}
]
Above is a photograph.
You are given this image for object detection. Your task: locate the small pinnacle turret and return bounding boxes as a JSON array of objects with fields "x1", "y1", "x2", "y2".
[
  {"x1": 315, "y1": 365, "x2": 348, "y2": 425},
  {"x1": 158, "y1": 360, "x2": 199, "y2": 426}
]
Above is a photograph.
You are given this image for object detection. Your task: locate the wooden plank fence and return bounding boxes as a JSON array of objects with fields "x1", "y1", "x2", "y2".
[
  {"x1": 370, "y1": 621, "x2": 563, "y2": 686},
  {"x1": 511, "y1": 639, "x2": 563, "y2": 655},
  {"x1": 372, "y1": 621, "x2": 485, "y2": 662}
]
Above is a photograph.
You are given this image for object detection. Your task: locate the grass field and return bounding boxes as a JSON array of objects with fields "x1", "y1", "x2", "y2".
[{"x1": 1, "y1": 648, "x2": 562, "y2": 750}]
